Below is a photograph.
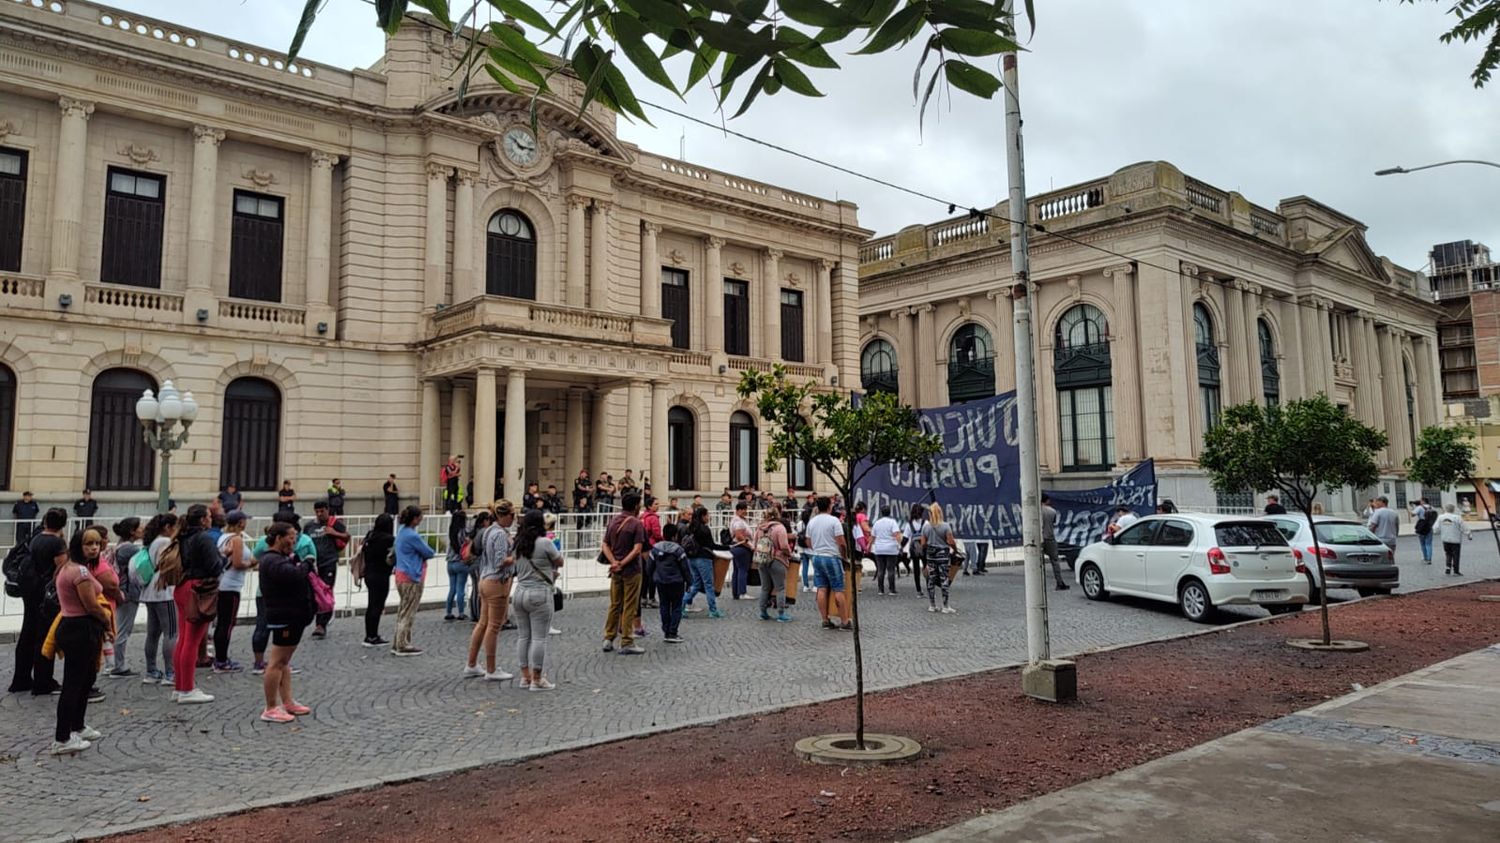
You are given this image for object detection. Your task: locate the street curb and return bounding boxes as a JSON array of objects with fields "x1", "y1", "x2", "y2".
[{"x1": 54, "y1": 575, "x2": 1500, "y2": 842}]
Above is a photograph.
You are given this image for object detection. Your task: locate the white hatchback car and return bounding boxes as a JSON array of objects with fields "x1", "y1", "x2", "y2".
[{"x1": 1074, "y1": 513, "x2": 1309, "y2": 622}]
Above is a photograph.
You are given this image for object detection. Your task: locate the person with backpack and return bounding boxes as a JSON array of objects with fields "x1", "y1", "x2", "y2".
[
  {"x1": 105, "y1": 517, "x2": 143, "y2": 678},
  {"x1": 465, "y1": 503, "x2": 516, "y2": 681},
  {"x1": 680, "y1": 505, "x2": 724, "y2": 620},
  {"x1": 902, "y1": 504, "x2": 928, "y2": 597},
  {"x1": 212, "y1": 511, "x2": 254, "y2": 673},
  {"x1": 1411, "y1": 498, "x2": 1437, "y2": 565},
  {"x1": 257, "y1": 521, "x2": 315, "y2": 723},
  {"x1": 171, "y1": 504, "x2": 221, "y2": 705},
  {"x1": 755, "y1": 504, "x2": 794, "y2": 623},
  {"x1": 8, "y1": 507, "x2": 69, "y2": 696},
  {"x1": 138, "y1": 513, "x2": 179, "y2": 688}
]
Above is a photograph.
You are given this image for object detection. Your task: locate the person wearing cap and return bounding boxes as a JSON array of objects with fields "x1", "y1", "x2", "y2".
[
  {"x1": 212, "y1": 511, "x2": 255, "y2": 673},
  {"x1": 465, "y1": 500, "x2": 518, "y2": 680}
]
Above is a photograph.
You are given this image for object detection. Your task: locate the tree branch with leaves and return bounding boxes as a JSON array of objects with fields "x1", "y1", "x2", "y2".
[
  {"x1": 1407, "y1": 423, "x2": 1500, "y2": 560},
  {"x1": 739, "y1": 366, "x2": 941, "y2": 748},
  {"x1": 1394, "y1": 0, "x2": 1500, "y2": 87}
]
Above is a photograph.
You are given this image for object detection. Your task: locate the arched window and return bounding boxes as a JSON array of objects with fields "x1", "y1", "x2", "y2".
[
  {"x1": 1194, "y1": 303, "x2": 1221, "y2": 432},
  {"x1": 485, "y1": 210, "x2": 537, "y2": 300},
  {"x1": 946, "y1": 323, "x2": 995, "y2": 403},
  {"x1": 87, "y1": 368, "x2": 156, "y2": 491},
  {"x1": 221, "y1": 377, "x2": 281, "y2": 492},
  {"x1": 729, "y1": 410, "x2": 758, "y2": 489},
  {"x1": 1258, "y1": 318, "x2": 1280, "y2": 406},
  {"x1": 668, "y1": 406, "x2": 695, "y2": 490},
  {"x1": 860, "y1": 339, "x2": 898, "y2": 396},
  {"x1": 0, "y1": 364, "x2": 14, "y2": 490},
  {"x1": 1053, "y1": 304, "x2": 1112, "y2": 471},
  {"x1": 786, "y1": 415, "x2": 812, "y2": 491}
]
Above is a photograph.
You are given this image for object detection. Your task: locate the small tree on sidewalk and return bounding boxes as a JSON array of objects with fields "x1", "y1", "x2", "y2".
[
  {"x1": 1199, "y1": 396, "x2": 1387, "y2": 648},
  {"x1": 1407, "y1": 425, "x2": 1500, "y2": 561},
  {"x1": 739, "y1": 366, "x2": 941, "y2": 751}
]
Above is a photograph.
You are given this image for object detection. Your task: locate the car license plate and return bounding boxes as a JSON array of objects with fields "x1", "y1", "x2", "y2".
[
  {"x1": 1251, "y1": 589, "x2": 1284, "y2": 602},
  {"x1": 1351, "y1": 554, "x2": 1377, "y2": 564}
]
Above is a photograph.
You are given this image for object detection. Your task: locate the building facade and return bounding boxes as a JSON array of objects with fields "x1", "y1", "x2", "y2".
[
  {"x1": 1427, "y1": 239, "x2": 1500, "y2": 402},
  {"x1": 0, "y1": 1, "x2": 864, "y2": 511},
  {"x1": 858, "y1": 161, "x2": 1445, "y2": 513}
]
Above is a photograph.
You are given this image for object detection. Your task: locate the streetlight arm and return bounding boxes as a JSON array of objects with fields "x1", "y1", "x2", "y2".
[{"x1": 1375, "y1": 159, "x2": 1500, "y2": 176}]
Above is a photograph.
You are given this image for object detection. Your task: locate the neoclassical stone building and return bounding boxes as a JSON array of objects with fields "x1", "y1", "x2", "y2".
[
  {"x1": 0, "y1": 1, "x2": 863, "y2": 510},
  {"x1": 858, "y1": 161, "x2": 1445, "y2": 513}
]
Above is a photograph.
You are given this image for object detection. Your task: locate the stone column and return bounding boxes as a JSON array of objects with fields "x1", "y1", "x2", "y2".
[
  {"x1": 806, "y1": 273, "x2": 822, "y2": 365},
  {"x1": 589, "y1": 200, "x2": 610, "y2": 309},
  {"x1": 450, "y1": 382, "x2": 474, "y2": 470},
  {"x1": 1350, "y1": 313, "x2": 1377, "y2": 426},
  {"x1": 988, "y1": 288, "x2": 1016, "y2": 394},
  {"x1": 650, "y1": 381, "x2": 671, "y2": 492},
  {"x1": 452, "y1": 171, "x2": 476, "y2": 301},
  {"x1": 423, "y1": 163, "x2": 450, "y2": 310},
  {"x1": 1242, "y1": 283, "x2": 1264, "y2": 403},
  {"x1": 186, "y1": 125, "x2": 224, "y2": 291},
  {"x1": 1316, "y1": 300, "x2": 1337, "y2": 396},
  {"x1": 1275, "y1": 295, "x2": 1304, "y2": 399},
  {"x1": 419, "y1": 380, "x2": 442, "y2": 509},
  {"x1": 894, "y1": 307, "x2": 916, "y2": 405},
  {"x1": 589, "y1": 388, "x2": 610, "y2": 476},
  {"x1": 1364, "y1": 316, "x2": 1387, "y2": 432},
  {"x1": 816, "y1": 259, "x2": 835, "y2": 367},
  {"x1": 564, "y1": 386, "x2": 586, "y2": 490},
  {"x1": 305, "y1": 151, "x2": 337, "y2": 308},
  {"x1": 1377, "y1": 324, "x2": 1404, "y2": 466},
  {"x1": 1415, "y1": 335, "x2": 1441, "y2": 432},
  {"x1": 640, "y1": 222, "x2": 661, "y2": 317},
  {"x1": 704, "y1": 236, "x2": 725, "y2": 353},
  {"x1": 763, "y1": 249, "x2": 783, "y2": 360},
  {"x1": 472, "y1": 370, "x2": 497, "y2": 507},
  {"x1": 566, "y1": 196, "x2": 588, "y2": 308},
  {"x1": 915, "y1": 303, "x2": 937, "y2": 408},
  {"x1": 503, "y1": 368, "x2": 528, "y2": 499},
  {"x1": 1298, "y1": 297, "x2": 1326, "y2": 396},
  {"x1": 625, "y1": 380, "x2": 647, "y2": 477},
  {"x1": 1105, "y1": 264, "x2": 1143, "y2": 463},
  {"x1": 1224, "y1": 279, "x2": 1252, "y2": 404},
  {"x1": 48, "y1": 97, "x2": 93, "y2": 281}
]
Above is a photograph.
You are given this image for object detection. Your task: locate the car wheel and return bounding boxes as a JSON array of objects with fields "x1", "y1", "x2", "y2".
[
  {"x1": 1079, "y1": 563, "x2": 1108, "y2": 601},
  {"x1": 1179, "y1": 579, "x2": 1215, "y2": 623},
  {"x1": 1305, "y1": 572, "x2": 1322, "y2": 606}
]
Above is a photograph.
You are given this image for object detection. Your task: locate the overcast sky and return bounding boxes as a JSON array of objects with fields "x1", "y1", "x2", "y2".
[{"x1": 104, "y1": 0, "x2": 1500, "y2": 269}]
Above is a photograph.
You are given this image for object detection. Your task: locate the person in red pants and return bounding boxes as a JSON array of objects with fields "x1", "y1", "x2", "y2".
[{"x1": 172, "y1": 504, "x2": 220, "y2": 705}]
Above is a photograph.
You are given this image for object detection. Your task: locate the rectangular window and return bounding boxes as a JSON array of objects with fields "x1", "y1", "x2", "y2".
[
  {"x1": 0, "y1": 148, "x2": 26, "y2": 272},
  {"x1": 100, "y1": 167, "x2": 165, "y2": 288},
  {"x1": 229, "y1": 190, "x2": 284, "y2": 302},
  {"x1": 724, "y1": 279, "x2": 750, "y2": 356},
  {"x1": 780, "y1": 289, "x2": 804, "y2": 362},
  {"x1": 661, "y1": 268, "x2": 691, "y2": 350},
  {"x1": 1060, "y1": 384, "x2": 1114, "y2": 471}
]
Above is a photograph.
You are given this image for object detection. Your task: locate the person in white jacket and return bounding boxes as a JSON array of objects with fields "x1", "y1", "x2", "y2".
[{"x1": 1434, "y1": 503, "x2": 1472, "y2": 576}]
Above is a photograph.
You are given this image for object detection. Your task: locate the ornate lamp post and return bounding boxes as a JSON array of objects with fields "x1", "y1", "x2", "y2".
[{"x1": 135, "y1": 380, "x2": 198, "y2": 513}]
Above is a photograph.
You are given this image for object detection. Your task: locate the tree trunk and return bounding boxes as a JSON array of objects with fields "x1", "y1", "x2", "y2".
[
  {"x1": 1472, "y1": 479, "x2": 1500, "y2": 565},
  {"x1": 1304, "y1": 504, "x2": 1332, "y2": 646},
  {"x1": 841, "y1": 483, "x2": 866, "y2": 751}
]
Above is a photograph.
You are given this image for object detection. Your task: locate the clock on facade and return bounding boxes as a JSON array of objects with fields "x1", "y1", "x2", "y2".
[{"x1": 502, "y1": 126, "x2": 539, "y2": 167}]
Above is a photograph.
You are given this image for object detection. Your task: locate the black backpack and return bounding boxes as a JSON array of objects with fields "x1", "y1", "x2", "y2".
[
  {"x1": 1416, "y1": 508, "x2": 1438, "y2": 535},
  {"x1": 2, "y1": 541, "x2": 28, "y2": 598}
]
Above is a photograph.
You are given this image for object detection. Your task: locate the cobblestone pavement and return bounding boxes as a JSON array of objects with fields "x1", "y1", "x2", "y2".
[{"x1": 2, "y1": 534, "x2": 1491, "y2": 842}]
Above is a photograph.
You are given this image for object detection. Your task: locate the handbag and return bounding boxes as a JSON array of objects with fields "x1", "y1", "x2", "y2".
[
  {"x1": 187, "y1": 578, "x2": 219, "y2": 623},
  {"x1": 309, "y1": 569, "x2": 335, "y2": 615},
  {"x1": 532, "y1": 557, "x2": 565, "y2": 613}
]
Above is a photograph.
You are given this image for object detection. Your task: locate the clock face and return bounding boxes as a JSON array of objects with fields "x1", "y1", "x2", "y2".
[{"x1": 502, "y1": 127, "x2": 539, "y2": 167}]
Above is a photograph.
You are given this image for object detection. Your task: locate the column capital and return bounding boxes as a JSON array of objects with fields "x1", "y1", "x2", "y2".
[
  {"x1": 426, "y1": 162, "x2": 452, "y2": 181},
  {"x1": 192, "y1": 124, "x2": 225, "y2": 146},
  {"x1": 504, "y1": 365, "x2": 531, "y2": 376},
  {"x1": 454, "y1": 169, "x2": 478, "y2": 187},
  {"x1": 629, "y1": 378, "x2": 650, "y2": 388},
  {"x1": 817, "y1": 258, "x2": 834, "y2": 272},
  {"x1": 705, "y1": 235, "x2": 725, "y2": 251},
  {"x1": 889, "y1": 308, "x2": 908, "y2": 320},
  {"x1": 58, "y1": 97, "x2": 94, "y2": 120},
  {"x1": 592, "y1": 198, "x2": 612, "y2": 213},
  {"x1": 566, "y1": 194, "x2": 592, "y2": 210},
  {"x1": 1103, "y1": 263, "x2": 1134, "y2": 279},
  {"x1": 913, "y1": 303, "x2": 935, "y2": 315},
  {"x1": 309, "y1": 149, "x2": 339, "y2": 169},
  {"x1": 1179, "y1": 261, "x2": 1200, "y2": 277},
  {"x1": 1236, "y1": 279, "x2": 1262, "y2": 296},
  {"x1": 642, "y1": 220, "x2": 663, "y2": 236},
  {"x1": 765, "y1": 247, "x2": 783, "y2": 261}
]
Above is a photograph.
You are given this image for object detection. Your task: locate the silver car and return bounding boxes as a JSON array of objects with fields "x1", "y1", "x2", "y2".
[{"x1": 1265, "y1": 515, "x2": 1399, "y2": 599}]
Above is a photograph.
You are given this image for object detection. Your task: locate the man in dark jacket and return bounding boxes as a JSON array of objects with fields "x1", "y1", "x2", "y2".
[
  {"x1": 8, "y1": 507, "x2": 68, "y2": 695},
  {"x1": 303, "y1": 501, "x2": 348, "y2": 638},
  {"x1": 11, "y1": 490, "x2": 40, "y2": 545},
  {"x1": 72, "y1": 490, "x2": 99, "y2": 530},
  {"x1": 650, "y1": 522, "x2": 691, "y2": 642}
]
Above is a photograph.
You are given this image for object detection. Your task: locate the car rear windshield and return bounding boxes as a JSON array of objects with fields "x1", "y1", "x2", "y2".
[
  {"x1": 1314, "y1": 522, "x2": 1383, "y2": 546},
  {"x1": 1214, "y1": 522, "x2": 1288, "y2": 548}
]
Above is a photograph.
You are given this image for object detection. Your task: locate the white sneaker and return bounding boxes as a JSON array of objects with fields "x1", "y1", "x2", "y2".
[
  {"x1": 529, "y1": 677, "x2": 555, "y2": 691},
  {"x1": 484, "y1": 669, "x2": 515, "y2": 681},
  {"x1": 928, "y1": 605, "x2": 938, "y2": 613},
  {"x1": 176, "y1": 689, "x2": 215, "y2": 705},
  {"x1": 462, "y1": 665, "x2": 485, "y2": 678},
  {"x1": 941, "y1": 606, "x2": 957, "y2": 614},
  {"x1": 50, "y1": 735, "x2": 90, "y2": 755},
  {"x1": 78, "y1": 725, "x2": 103, "y2": 741},
  {"x1": 548, "y1": 627, "x2": 562, "y2": 635}
]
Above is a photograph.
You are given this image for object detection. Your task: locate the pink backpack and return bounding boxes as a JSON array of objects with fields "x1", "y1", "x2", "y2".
[{"x1": 308, "y1": 570, "x2": 335, "y2": 615}]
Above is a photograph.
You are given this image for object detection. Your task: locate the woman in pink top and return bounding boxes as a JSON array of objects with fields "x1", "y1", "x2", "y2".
[{"x1": 50, "y1": 530, "x2": 110, "y2": 754}]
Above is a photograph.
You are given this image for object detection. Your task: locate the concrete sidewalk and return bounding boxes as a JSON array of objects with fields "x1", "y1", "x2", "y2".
[{"x1": 914, "y1": 644, "x2": 1500, "y2": 842}]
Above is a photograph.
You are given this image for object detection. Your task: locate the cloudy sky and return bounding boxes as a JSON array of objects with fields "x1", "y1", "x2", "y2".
[{"x1": 105, "y1": 0, "x2": 1499, "y2": 269}]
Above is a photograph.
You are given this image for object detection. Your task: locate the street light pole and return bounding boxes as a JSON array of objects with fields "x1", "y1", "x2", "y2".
[
  {"x1": 1375, "y1": 160, "x2": 1500, "y2": 176},
  {"x1": 135, "y1": 380, "x2": 198, "y2": 513},
  {"x1": 1002, "y1": 0, "x2": 1073, "y2": 702}
]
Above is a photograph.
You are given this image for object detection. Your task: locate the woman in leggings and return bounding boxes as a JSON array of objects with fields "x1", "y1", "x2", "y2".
[
  {"x1": 139, "y1": 514, "x2": 179, "y2": 686},
  {"x1": 359, "y1": 514, "x2": 396, "y2": 647},
  {"x1": 511, "y1": 509, "x2": 562, "y2": 691}
]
